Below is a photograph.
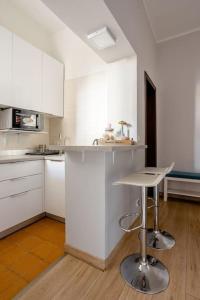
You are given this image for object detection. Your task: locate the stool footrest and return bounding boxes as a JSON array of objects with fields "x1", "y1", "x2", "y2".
[
  {"x1": 147, "y1": 196, "x2": 156, "y2": 209},
  {"x1": 119, "y1": 212, "x2": 141, "y2": 232}
]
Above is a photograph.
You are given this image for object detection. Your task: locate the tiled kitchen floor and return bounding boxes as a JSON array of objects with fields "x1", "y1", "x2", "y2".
[{"x1": 0, "y1": 218, "x2": 65, "y2": 300}]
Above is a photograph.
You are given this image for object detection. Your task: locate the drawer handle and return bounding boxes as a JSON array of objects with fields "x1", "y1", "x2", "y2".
[
  {"x1": 48, "y1": 159, "x2": 64, "y2": 162},
  {"x1": 10, "y1": 177, "x2": 27, "y2": 181},
  {"x1": 10, "y1": 190, "x2": 29, "y2": 198},
  {"x1": 6, "y1": 161, "x2": 26, "y2": 164}
]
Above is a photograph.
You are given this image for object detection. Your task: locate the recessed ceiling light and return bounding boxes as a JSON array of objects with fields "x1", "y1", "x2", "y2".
[{"x1": 87, "y1": 27, "x2": 116, "y2": 50}]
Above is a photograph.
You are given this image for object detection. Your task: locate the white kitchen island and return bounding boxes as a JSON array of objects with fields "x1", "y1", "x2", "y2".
[{"x1": 52, "y1": 144, "x2": 146, "y2": 270}]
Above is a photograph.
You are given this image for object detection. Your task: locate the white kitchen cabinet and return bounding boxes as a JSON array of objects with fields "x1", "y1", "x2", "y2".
[
  {"x1": 0, "y1": 174, "x2": 43, "y2": 199},
  {"x1": 0, "y1": 26, "x2": 12, "y2": 106},
  {"x1": 0, "y1": 25, "x2": 64, "y2": 116},
  {"x1": 0, "y1": 160, "x2": 44, "y2": 235},
  {"x1": 42, "y1": 53, "x2": 64, "y2": 117},
  {"x1": 45, "y1": 158, "x2": 65, "y2": 218},
  {"x1": 0, "y1": 160, "x2": 43, "y2": 181},
  {"x1": 13, "y1": 34, "x2": 42, "y2": 111},
  {"x1": 0, "y1": 188, "x2": 43, "y2": 232}
]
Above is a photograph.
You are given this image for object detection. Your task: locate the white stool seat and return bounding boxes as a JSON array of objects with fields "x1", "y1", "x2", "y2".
[
  {"x1": 138, "y1": 167, "x2": 168, "y2": 175},
  {"x1": 138, "y1": 162, "x2": 175, "y2": 176},
  {"x1": 114, "y1": 173, "x2": 164, "y2": 187}
]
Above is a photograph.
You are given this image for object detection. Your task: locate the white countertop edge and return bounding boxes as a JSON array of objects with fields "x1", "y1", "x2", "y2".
[
  {"x1": 50, "y1": 144, "x2": 146, "y2": 152},
  {"x1": 0, "y1": 154, "x2": 65, "y2": 164}
]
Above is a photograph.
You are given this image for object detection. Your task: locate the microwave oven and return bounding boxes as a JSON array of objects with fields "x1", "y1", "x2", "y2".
[{"x1": 0, "y1": 108, "x2": 44, "y2": 131}]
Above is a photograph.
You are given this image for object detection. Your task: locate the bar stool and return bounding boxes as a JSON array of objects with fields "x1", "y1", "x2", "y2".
[
  {"x1": 114, "y1": 172, "x2": 169, "y2": 294},
  {"x1": 138, "y1": 163, "x2": 175, "y2": 250}
]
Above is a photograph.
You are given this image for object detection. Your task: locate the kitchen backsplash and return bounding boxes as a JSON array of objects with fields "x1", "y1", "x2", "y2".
[{"x1": 0, "y1": 116, "x2": 49, "y2": 150}]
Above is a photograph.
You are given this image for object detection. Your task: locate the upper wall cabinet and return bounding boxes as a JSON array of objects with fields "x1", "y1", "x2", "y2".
[
  {"x1": 0, "y1": 25, "x2": 64, "y2": 117},
  {"x1": 0, "y1": 26, "x2": 12, "y2": 106},
  {"x1": 42, "y1": 53, "x2": 64, "y2": 117},
  {"x1": 13, "y1": 35, "x2": 43, "y2": 112}
]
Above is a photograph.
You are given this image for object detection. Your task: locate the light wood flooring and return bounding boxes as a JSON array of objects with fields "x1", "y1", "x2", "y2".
[
  {"x1": 0, "y1": 218, "x2": 65, "y2": 300},
  {"x1": 16, "y1": 199, "x2": 200, "y2": 300}
]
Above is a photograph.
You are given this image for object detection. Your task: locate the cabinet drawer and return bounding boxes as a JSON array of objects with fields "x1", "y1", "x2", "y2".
[
  {"x1": 0, "y1": 188, "x2": 43, "y2": 232},
  {"x1": 0, "y1": 160, "x2": 43, "y2": 181},
  {"x1": 0, "y1": 174, "x2": 43, "y2": 199}
]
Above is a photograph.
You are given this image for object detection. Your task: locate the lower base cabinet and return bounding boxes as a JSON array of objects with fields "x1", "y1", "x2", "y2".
[
  {"x1": 45, "y1": 159, "x2": 65, "y2": 219},
  {"x1": 0, "y1": 160, "x2": 44, "y2": 235},
  {"x1": 0, "y1": 188, "x2": 43, "y2": 232},
  {"x1": 0, "y1": 158, "x2": 65, "y2": 236}
]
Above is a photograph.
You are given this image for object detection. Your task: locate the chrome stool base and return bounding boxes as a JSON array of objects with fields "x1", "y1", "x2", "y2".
[
  {"x1": 146, "y1": 229, "x2": 175, "y2": 250},
  {"x1": 120, "y1": 253, "x2": 169, "y2": 294}
]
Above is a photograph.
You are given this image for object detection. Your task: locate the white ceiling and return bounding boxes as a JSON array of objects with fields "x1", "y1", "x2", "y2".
[
  {"x1": 41, "y1": 0, "x2": 135, "y2": 62},
  {"x1": 143, "y1": 0, "x2": 200, "y2": 43},
  {"x1": 10, "y1": 0, "x2": 65, "y2": 33}
]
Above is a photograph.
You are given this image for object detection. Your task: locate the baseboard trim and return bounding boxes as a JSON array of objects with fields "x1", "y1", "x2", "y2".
[
  {"x1": 64, "y1": 217, "x2": 138, "y2": 271},
  {"x1": 0, "y1": 213, "x2": 45, "y2": 239},
  {"x1": 105, "y1": 232, "x2": 129, "y2": 269},
  {"x1": 64, "y1": 244, "x2": 106, "y2": 271},
  {"x1": 45, "y1": 212, "x2": 65, "y2": 223}
]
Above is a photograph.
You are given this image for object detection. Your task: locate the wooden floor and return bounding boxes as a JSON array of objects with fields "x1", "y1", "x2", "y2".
[
  {"x1": 17, "y1": 199, "x2": 200, "y2": 300},
  {"x1": 0, "y1": 218, "x2": 65, "y2": 300}
]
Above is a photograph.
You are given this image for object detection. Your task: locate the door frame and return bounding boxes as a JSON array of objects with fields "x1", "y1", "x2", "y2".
[{"x1": 144, "y1": 71, "x2": 157, "y2": 167}]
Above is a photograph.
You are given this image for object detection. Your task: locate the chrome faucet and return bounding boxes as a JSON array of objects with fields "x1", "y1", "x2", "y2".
[{"x1": 92, "y1": 139, "x2": 99, "y2": 145}]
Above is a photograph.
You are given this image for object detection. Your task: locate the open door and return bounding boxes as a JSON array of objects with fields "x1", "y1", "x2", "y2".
[{"x1": 145, "y1": 72, "x2": 157, "y2": 168}]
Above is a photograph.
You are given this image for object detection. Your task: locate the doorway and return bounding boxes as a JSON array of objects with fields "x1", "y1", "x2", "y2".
[{"x1": 145, "y1": 72, "x2": 157, "y2": 168}]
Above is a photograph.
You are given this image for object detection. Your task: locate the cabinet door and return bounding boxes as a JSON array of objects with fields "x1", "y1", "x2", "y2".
[
  {"x1": 45, "y1": 160, "x2": 65, "y2": 218},
  {"x1": 0, "y1": 26, "x2": 12, "y2": 106},
  {"x1": 42, "y1": 53, "x2": 64, "y2": 117},
  {"x1": 13, "y1": 34, "x2": 42, "y2": 111},
  {"x1": 0, "y1": 188, "x2": 43, "y2": 232}
]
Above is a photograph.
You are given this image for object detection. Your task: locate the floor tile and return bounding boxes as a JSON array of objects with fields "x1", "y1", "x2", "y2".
[
  {"x1": 0, "y1": 217, "x2": 65, "y2": 298},
  {"x1": 5, "y1": 229, "x2": 29, "y2": 243},
  {"x1": 0, "y1": 237, "x2": 17, "y2": 254},
  {"x1": 0, "y1": 245, "x2": 26, "y2": 267},
  {"x1": 0, "y1": 275, "x2": 27, "y2": 300},
  {"x1": 8, "y1": 252, "x2": 48, "y2": 282},
  {"x1": 0, "y1": 264, "x2": 27, "y2": 294},
  {"x1": 17, "y1": 235, "x2": 44, "y2": 252},
  {"x1": 31, "y1": 240, "x2": 64, "y2": 263}
]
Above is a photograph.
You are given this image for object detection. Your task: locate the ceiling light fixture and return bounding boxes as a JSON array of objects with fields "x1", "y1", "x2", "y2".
[{"x1": 87, "y1": 26, "x2": 116, "y2": 50}]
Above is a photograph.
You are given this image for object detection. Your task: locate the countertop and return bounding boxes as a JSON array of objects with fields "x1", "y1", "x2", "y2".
[
  {"x1": 0, "y1": 154, "x2": 65, "y2": 164},
  {"x1": 50, "y1": 144, "x2": 146, "y2": 152}
]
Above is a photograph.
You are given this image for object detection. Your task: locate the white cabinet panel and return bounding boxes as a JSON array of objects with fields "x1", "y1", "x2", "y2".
[
  {"x1": 42, "y1": 53, "x2": 64, "y2": 117},
  {"x1": 0, "y1": 160, "x2": 43, "y2": 181},
  {"x1": 0, "y1": 26, "x2": 12, "y2": 106},
  {"x1": 0, "y1": 188, "x2": 43, "y2": 231},
  {"x1": 0, "y1": 174, "x2": 43, "y2": 199},
  {"x1": 13, "y1": 34, "x2": 42, "y2": 111},
  {"x1": 45, "y1": 160, "x2": 65, "y2": 218}
]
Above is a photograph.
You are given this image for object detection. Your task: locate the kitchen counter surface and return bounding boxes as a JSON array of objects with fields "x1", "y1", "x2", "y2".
[
  {"x1": 50, "y1": 144, "x2": 146, "y2": 152},
  {"x1": 0, "y1": 154, "x2": 65, "y2": 164}
]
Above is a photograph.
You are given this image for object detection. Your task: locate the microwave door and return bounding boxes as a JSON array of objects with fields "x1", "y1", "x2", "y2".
[
  {"x1": 22, "y1": 114, "x2": 37, "y2": 130},
  {"x1": 12, "y1": 109, "x2": 22, "y2": 129}
]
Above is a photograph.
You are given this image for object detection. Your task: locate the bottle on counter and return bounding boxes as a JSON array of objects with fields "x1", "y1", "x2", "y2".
[{"x1": 103, "y1": 123, "x2": 115, "y2": 142}]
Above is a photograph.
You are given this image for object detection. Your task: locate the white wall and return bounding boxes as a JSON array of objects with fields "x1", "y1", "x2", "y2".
[
  {"x1": 107, "y1": 57, "x2": 137, "y2": 139},
  {"x1": 158, "y1": 31, "x2": 200, "y2": 172},
  {"x1": 50, "y1": 57, "x2": 137, "y2": 145},
  {"x1": 105, "y1": 0, "x2": 157, "y2": 143}
]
